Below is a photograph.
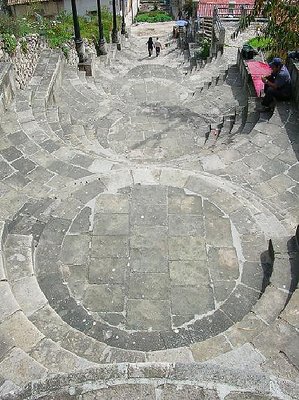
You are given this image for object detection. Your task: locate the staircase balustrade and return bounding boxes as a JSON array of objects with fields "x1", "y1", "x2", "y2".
[{"x1": 211, "y1": 6, "x2": 225, "y2": 57}]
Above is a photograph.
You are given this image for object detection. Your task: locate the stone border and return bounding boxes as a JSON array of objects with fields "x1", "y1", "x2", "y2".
[
  {"x1": 0, "y1": 220, "x2": 8, "y2": 281},
  {"x1": 2, "y1": 362, "x2": 297, "y2": 400},
  {"x1": 287, "y1": 58, "x2": 299, "y2": 109},
  {"x1": 29, "y1": 49, "x2": 63, "y2": 111},
  {"x1": 236, "y1": 49, "x2": 260, "y2": 134}
]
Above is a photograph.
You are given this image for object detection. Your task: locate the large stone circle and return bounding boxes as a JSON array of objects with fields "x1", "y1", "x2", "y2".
[{"x1": 35, "y1": 170, "x2": 271, "y2": 351}]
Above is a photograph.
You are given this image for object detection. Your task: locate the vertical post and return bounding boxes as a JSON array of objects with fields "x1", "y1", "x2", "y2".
[
  {"x1": 295, "y1": 225, "x2": 299, "y2": 249},
  {"x1": 112, "y1": 0, "x2": 118, "y2": 43},
  {"x1": 97, "y1": 0, "x2": 107, "y2": 55},
  {"x1": 70, "y1": 0, "x2": 86, "y2": 63},
  {"x1": 210, "y1": 6, "x2": 217, "y2": 57},
  {"x1": 268, "y1": 239, "x2": 275, "y2": 263},
  {"x1": 121, "y1": 0, "x2": 126, "y2": 35}
]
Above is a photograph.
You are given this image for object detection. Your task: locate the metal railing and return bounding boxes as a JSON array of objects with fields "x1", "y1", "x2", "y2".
[
  {"x1": 198, "y1": 3, "x2": 254, "y2": 18},
  {"x1": 211, "y1": 6, "x2": 225, "y2": 56}
]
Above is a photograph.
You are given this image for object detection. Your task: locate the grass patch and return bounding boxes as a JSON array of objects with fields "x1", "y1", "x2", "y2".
[{"x1": 135, "y1": 11, "x2": 172, "y2": 23}]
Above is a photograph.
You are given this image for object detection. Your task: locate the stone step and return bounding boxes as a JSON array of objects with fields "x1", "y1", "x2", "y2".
[
  {"x1": 1, "y1": 360, "x2": 297, "y2": 399},
  {"x1": 0, "y1": 23, "x2": 298, "y2": 397},
  {"x1": 0, "y1": 104, "x2": 92, "y2": 189},
  {"x1": 0, "y1": 347, "x2": 48, "y2": 393},
  {"x1": 4, "y1": 234, "x2": 34, "y2": 281},
  {"x1": 1, "y1": 234, "x2": 101, "y2": 374}
]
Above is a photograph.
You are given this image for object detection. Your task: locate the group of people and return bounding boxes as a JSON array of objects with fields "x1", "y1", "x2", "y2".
[
  {"x1": 146, "y1": 37, "x2": 162, "y2": 57},
  {"x1": 145, "y1": 35, "x2": 292, "y2": 112}
]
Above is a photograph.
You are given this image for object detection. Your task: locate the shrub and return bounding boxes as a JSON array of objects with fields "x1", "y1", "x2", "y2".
[
  {"x1": 198, "y1": 39, "x2": 210, "y2": 59},
  {"x1": 0, "y1": 8, "x2": 119, "y2": 54},
  {"x1": 1, "y1": 33, "x2": 17, "y2": 54},
  {"x1": 135, "y1": 11, "x2": 172, "y2": 23},
  {"x1": 254, "y1": 0, "x2": 299, "y2": 57},
  {"x1": 247, "y1": 36, "x2": 272, "y2": 50},
  {"x1": 20, "y1": 38, "x2": 28, "y2": 53}
]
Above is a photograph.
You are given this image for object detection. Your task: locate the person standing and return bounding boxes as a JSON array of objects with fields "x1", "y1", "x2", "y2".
[
  {"x1": 154, "y1": 37, "x2": 162, "y2": 57},
  {"x1": 147, "y1": 37, "x2": 154, "y2": 57},
  {"x1": 261, "y1": 57, "x2": 292, "y2": 111}
]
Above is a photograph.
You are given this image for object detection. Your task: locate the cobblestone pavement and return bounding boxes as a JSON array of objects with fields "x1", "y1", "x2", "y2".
[{"x1": 0, "y1": 21, "x2": 298, "y2": 399}]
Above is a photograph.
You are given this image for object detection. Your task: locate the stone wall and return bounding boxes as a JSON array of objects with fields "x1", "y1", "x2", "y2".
[
  {"x1": 65, "y1": 40, "x2": 97, "y2": 67},
  {"x1": 237, "y1": 49, "x2": 260, "y2": 127},
  {"x1": 0, "y1": 35, "x2": 48, "y2": 89},
  {"x1": 10, "y1": 1, "x2": 64, "y2": 17},
  {"x1": 0, "y1": 62, "x2": 15, "y2": 114},
  {"x1": 0, "y1": 35, "x2": 97, "y2": 90},
  {"x1": 287, "y1": 58, "x2": 299, "y2": 109}
]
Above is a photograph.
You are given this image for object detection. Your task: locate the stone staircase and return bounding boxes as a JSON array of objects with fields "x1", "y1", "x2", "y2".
[{"x1": 0, "y1": 21, "x2": 298, "y2": 399}]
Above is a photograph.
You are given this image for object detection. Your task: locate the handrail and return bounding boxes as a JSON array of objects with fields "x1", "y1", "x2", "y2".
[
  {"x1": 213, "y1": 6, "x2": 225, "y2": 46},
  {"x1": 198, "y1": 3, "x2": 254, "y2": 18}
]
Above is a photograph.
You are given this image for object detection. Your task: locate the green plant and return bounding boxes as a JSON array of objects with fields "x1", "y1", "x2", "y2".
[
  {"x1": 61, "y1": 44, "x2": 70, "y2": 59},
  {"x1": 199, "y1": 39, "x2": 210, "y2": 59},
  {"x1": 247, "y1": 36, "x2": 272, "y2": 50},
  {"x1": 20, "y1": 38, "x2": 28, "y2": 53},
  {"x1": 1, "y1": 33, "x2": 17, "y2": 54},
  {"x1": 254, "y1": 0, "x2": 299, "y2": 58},
  {"x1": 0, "y1": 9, "x2": 117, "y2": 56}
]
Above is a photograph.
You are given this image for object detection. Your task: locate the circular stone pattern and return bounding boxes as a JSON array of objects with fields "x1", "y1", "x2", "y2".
[
  {"x1": 68, "y1": 186, "x2": 239, "y2": 331},
  {"x1": 36, "y1": 183, "x2": 262, "y2": 351},
  {"x1": 107, "y1": 106, "x2": 208, "y2": 161}
]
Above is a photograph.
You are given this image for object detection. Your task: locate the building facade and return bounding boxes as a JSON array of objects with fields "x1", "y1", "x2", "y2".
[
  {"x1": 197, "y1": 0, "x2": 255, "y2": 17},
  {"x1": 7, "y1": 0, "x2": 64, "y2": 17},
  {"x1": 7, "y1": 0, "x2": 140, "y2": 21}
]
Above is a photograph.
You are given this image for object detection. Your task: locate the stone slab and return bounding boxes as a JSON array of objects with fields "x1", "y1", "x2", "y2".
[
  {"x1": 11, "y1": 276, "x2": 48, "y2": 317},
  {"x1": 89, "y1": 257, "x2": 127, "y2": 284},
  {"x1": 83, "y1": 284, "x2": 125, "y2": 312},
  {"x1": 0, "y1": 347, "x2": 47, "y2": 386},
  {"x1": 191, "y1": 334, "x2": 232, "y2": 362},
  {"x1": 171, "y1": 285, "x2": 214, "y2": 315},
  {"x1": 0, "y1": 282, "x2": 20, "y2": 322},
  {"x1": 128, "y1": 273, "x2": 170, "y2": 300},
  {"x1": 93, "y1": 213, "x2": 129, "y2": 236},
  {"x1": 126, "y1": 299, "x2": 171, "y2": 331},
  {"x1": 168, "y1": 236, "x2": 206, "y2": 260},
  {"x1": 60, "y1": 234, "x2": 90, "y2": 265},
  {"x1": 91, "y1": 236, "x2": 129, "y2": 258},
  {"x1": 169, "y1": 260, "x2": 209, "y2": 286},
  {"x1": 0, "y1": 311, "x2": 44, "y2": 352}
]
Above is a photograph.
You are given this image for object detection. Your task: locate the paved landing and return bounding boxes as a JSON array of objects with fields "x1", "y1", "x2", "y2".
[
  {"x1": 34, "y1": 167, "x2": 270, "y2": 351},
  {"x1": 62, "y1": 185, "x2": 239, "y2": 331}
]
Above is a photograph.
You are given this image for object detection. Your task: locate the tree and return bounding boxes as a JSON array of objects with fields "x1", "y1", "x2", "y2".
[
  {"x1": 183, "y1": 0, "x2": 194, "y2": 19},
  {"x1": 254, "y1": 0, "x2": 299, "y2": 56},
  {"x1": 0, "y1": 0, "x2": 11, "y2": 14}
]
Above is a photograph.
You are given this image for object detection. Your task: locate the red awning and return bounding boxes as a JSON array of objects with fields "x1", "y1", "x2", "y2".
[{"x1": 247, "y1": 61, "x2": 272, "y2": 96}]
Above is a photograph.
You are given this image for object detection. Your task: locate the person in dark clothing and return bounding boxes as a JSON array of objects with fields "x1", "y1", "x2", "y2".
[
  {"x1": 288, "y1": 49, "x2": 299, "y2": 61},
  {"x1": 261, "y1": 58, "x2": 292, "y2": 110},
  {"x1": 147, "y1": 37, "x2": 154, "y2": 57}
]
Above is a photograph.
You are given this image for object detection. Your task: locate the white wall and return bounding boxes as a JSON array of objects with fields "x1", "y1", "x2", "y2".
[
  {"x1": 63, "y1": 0, "x2": 139, "y2": 21},
  {"x1": 63, "y1": 0, "x2": 113, "y2": 15}
]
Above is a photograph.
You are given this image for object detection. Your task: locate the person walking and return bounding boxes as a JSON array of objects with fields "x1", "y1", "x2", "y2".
[
  {"x1": 155, "y1": 37, "x2": 162, "y2": 57},
  {"x1": 147, "y1": 37, "x2": 154, "y2": 57},
  {"x1": 260, "y1": 57, "x2": 292, "y2": 111}
]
